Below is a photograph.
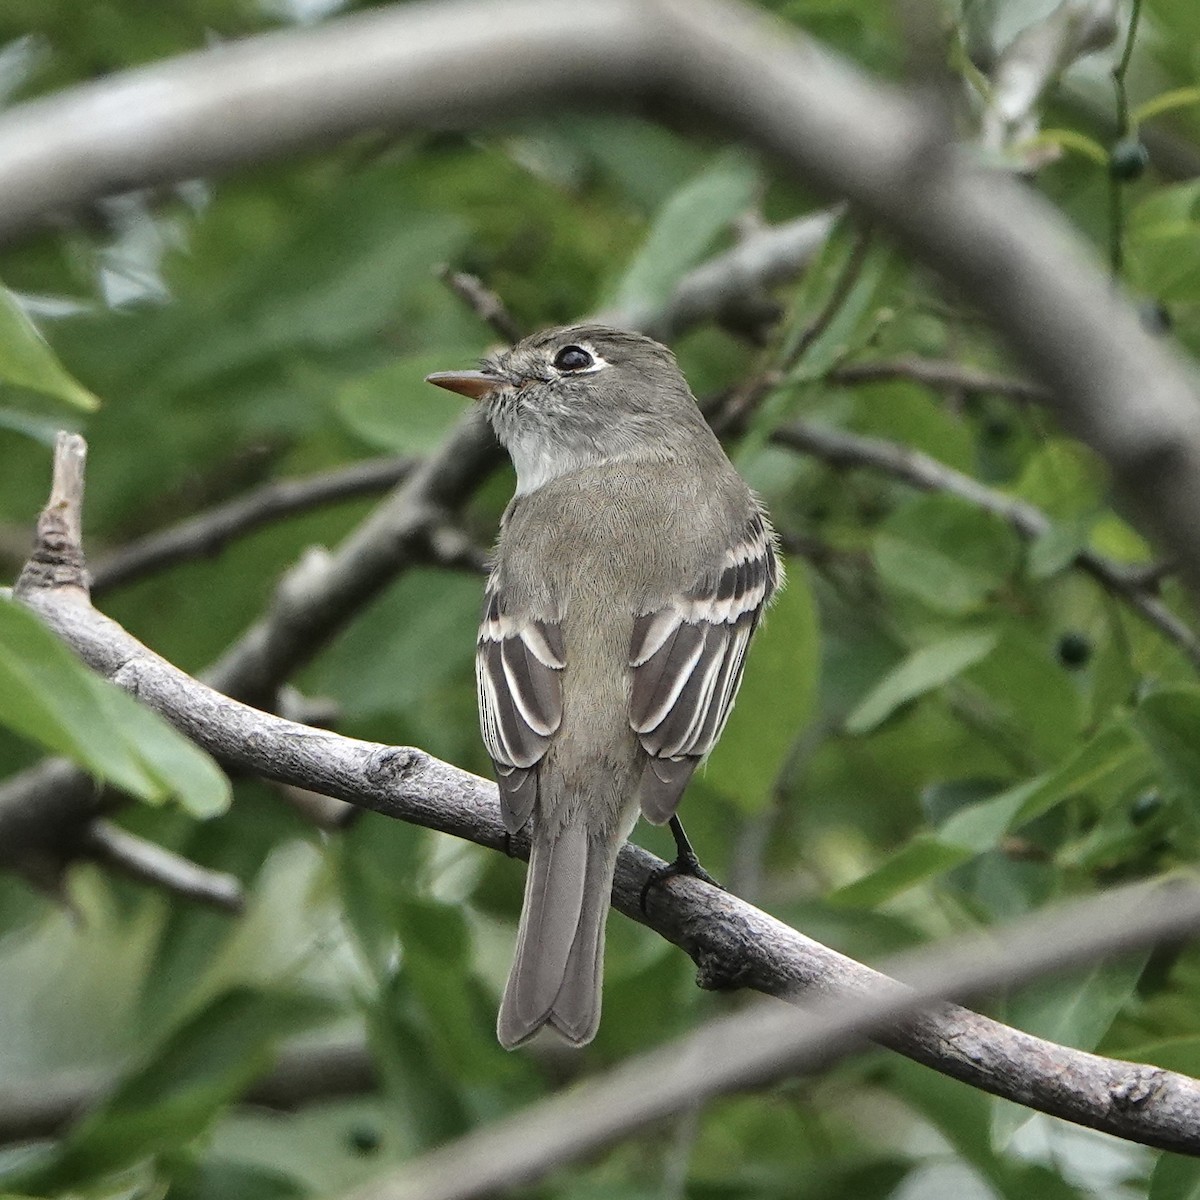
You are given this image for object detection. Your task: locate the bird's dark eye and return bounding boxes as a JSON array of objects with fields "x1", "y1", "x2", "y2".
[{"x1": 553, "y1": 345, "x2": 593, "y2": 372}]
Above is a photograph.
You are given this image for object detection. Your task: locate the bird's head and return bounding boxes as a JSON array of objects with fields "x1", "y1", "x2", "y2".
[{"x1": 427, "y1": 324, "x2": 703, "y2": 495}]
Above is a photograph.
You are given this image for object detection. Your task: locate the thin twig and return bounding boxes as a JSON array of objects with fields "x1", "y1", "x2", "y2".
[
  {"x1": 91, "y1": 455, "x2": 416, "y2": 595},
  {"x1": 1108, "y1": 0, "x2": 1144, "y2": 277},
  {"x1": 435, "y1": 265, "x2": 523, "y2": 344},
  {"x1": 82, "y1": 820, "x2": 244, "y2": 913},
  {"x1": 783, "y1": 222, "x2": 873, "y2": 366},
  {"x1": 713, "y1": 222, "x2": 873, "y2": 434},
  {"x1": 827, "y1": 354, "x2": 1049, "y2": 403},
  {"x1": 772, "y1": 418, "x2": 1200, "y2": 669}
]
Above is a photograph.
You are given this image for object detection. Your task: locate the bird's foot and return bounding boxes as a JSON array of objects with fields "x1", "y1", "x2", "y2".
[{"x1": 639, "y1": 816, "x2": 721, "y2": 914}]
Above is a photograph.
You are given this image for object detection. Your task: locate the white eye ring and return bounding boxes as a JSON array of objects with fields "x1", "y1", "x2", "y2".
[{"x1": 552, "y1": 346, "x2": 608, "y2": 376}]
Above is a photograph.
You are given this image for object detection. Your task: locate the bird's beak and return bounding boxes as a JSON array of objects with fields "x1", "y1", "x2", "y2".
[{"x1": 425, "y1": 370, "x2": 505, "y2": 401}]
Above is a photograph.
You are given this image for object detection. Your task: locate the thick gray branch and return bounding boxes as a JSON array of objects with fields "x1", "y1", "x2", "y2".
[{"x1": 346, "y1": 878, "x2": 1200, "y2": 1200}]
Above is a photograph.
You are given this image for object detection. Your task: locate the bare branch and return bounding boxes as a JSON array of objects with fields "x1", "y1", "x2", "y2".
[
  {"x1": 979, "y1": 0, "x2": 1120, "y2": 153},
  {"x1": 81, "y1": 820, "x2": 244, "y2": 912},
  {"x1": 435, "y1": 266, "x2": 523, "y2": 344},
  {"x1": 773, "y1": 418, "x2": 1200, "y2": 669},
  {"x1": 601, "y1": 210, "x2": 838, "y2": 341},
  {"x1": 15, "y1": 432, "x2": 89, "y2": 598},
  {"x1": 90, "y1": 455, "x2": 415, "y2": 595},
  {"x1": 0, "y1": 1038, "x2": 376, "y2": 1145},
  {"x1": 827, "y1": 354, "x2": 1049, "y2": 403}
]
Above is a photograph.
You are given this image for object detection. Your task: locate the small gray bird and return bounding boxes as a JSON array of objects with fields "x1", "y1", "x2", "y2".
[{"x1": 427, "y1": 325, "x2": 780, "y2": 1048}]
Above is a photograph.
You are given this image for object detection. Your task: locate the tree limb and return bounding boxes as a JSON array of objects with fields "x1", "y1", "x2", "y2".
[
  {"x1": 978, "y1": 0, "x2": 1120, "y2": 153},
  {"x1": 90, "y1": 455, "x2": 416, "y2": 595},
  {"x1": 81, "y1": 820, "x2": 244, "y2": 913},
  {"x1": 827, "y1": 354, "x2": 1049, "y2": 403},
  {"x1": 346, "y1": 875, "x2": 1200, "y2": 1200},
  {"x1": 0, "y1": 1038, "x2": 376, "y2": 1145},
  {"x1": 13, "y1": 433, "x2": 1200, "y2": 1166},
  {"x1": 773, "y1": 418, "x2": 1200, "y2": 669}
]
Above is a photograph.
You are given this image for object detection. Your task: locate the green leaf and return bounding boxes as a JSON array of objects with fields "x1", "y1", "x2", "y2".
[
  {"x1": 167, "y1": 1159, "x2": 307, "y2": 1200},
  {"x1": 1026, "y1": 517, "x2": 1094, "y2": 580},
  {"x1": 0, "y1": 284, "x2": 99, "y2": 411},
  {"x1": 1013, "y1": 439, "x2": 1106, "y2": 520},
  {"x1": 850, "y1": 382, "x2": 975, "y2": 474},
  {"x1": 1009, "y1": 722, "x2": 1146, "y2": 826},
  {"x1": 873, "y1": 495, "x2": 1021, "y2": 615},
  {"x1": 845, "y1": 629, "x2": 1000, "y2": 735},
  {"x1": 4, "y1": 988, "x2": 331, "y2": 1193},
  {"x1": 704, "y1": 559, "x2": 820, "y2": 812},
  {"x1": 1147, "y1": 1147, "x2": 1200, "y2": 1200},
  {"x1": 1018, "y1": 128, "x2": 1109, "y2": 166},
  {"x1": 827, "y1": 835, "x2": 973, "y2": 907},
  {"x1": 97, "y1": 685, "x2": 231, "y2": 819},
  {"x1": 965, "y1": 628, "x2": 1085, "y2": 764},
  {"x1": 1126, "y1": 182, "x2": 1200, "y2": 302},
  {"x1": 938, "y1": 721, "x2": 1149, "y2": 852},
  {"x1": 0, "y1": 597, "x2": 230, "y2": 816},
  {"x1": 1007, "y1": 957, "x2": 1148, "y2": 1053},
  {"x1": 826, "y1": 723, "x2": 1143, "y2": 903},
  {"x1": 335, "y1": 349, "x2": 475, "y2": 454},
  {"x1": 937, "y1": 784, "x2": 1035, "y2": 853},
  {"x1": 606, "y1": 151, "x2": 758, "y2": 315},
  {"x1": 1134, "y1": 687, "x2": 1200, "y2": 797},
  {"x1": 1134, "y1": 85, "x2": 1200, "y2": 125}
]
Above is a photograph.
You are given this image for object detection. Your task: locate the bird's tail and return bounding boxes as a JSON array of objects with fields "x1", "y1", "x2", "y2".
[{"x1": 497, "y1": 820, "x2": 618, "y2": 1049}]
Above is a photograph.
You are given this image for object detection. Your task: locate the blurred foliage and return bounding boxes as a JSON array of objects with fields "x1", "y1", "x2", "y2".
[{"x1": 0, "y1": 0, "x2": 1199, "y2": 1198}]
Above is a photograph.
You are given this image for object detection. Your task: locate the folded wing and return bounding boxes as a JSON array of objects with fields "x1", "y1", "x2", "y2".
[
  {"x1": 476, "y1": 582, "x2": 565, "y2": 832},
  {"x1": 628, "y1": 509, "x2": 780, "y2": 824}
]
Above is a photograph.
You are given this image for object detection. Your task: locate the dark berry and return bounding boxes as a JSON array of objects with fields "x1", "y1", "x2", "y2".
[
  {"x1": 347, "y1": 1124, "x2": 381, "y2": 1155},
  {"x1": 1138, "y1": 300, "x2": 1172, "y2": 336},
  {"x1": 1109, "y1": 138, "x2": 1149, "y2": 181},
  {"x1": 1130, "y1": 790, "x2": 1163, "y2": 826},
  {"x1": 1056, "y1": 631, "x2": 1092, "y2": 668}
]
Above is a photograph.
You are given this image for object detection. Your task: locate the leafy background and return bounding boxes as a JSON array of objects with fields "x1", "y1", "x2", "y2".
[{"x1": 1, "y1": 0, "x2": 1200, "y2": 1197}]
